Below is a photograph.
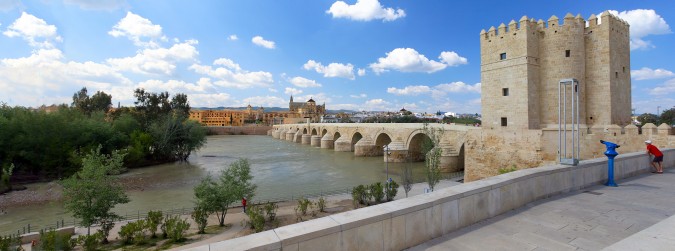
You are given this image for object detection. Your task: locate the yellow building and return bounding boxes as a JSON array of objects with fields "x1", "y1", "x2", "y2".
[{"x1": 189, "y1": 96, "x2": 326, "y2": 126}]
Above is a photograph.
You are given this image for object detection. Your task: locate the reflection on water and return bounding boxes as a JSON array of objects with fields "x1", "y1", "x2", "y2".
[{"x1": 1, "y1": 135, "x2": 438, "y2": 234}]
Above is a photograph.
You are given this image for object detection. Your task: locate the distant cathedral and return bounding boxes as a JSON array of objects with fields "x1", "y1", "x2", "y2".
[{"x1": 289, "y1": 96, "x2": 326, "y2": 122}]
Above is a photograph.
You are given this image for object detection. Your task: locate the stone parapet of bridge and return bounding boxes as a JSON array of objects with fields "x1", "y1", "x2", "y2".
[{"x1": 269, "y1": 123, "x2": 473, "y2": 172}]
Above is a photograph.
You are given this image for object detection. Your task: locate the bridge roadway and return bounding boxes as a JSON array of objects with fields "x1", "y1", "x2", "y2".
[{"x1": 410, "y1": 167, "x2": 675, "y2": 251}]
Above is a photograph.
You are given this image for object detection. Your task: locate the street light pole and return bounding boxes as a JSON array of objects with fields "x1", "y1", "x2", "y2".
[{"x1": 383, "y1": 145, "x2": 391, "y2": 181}]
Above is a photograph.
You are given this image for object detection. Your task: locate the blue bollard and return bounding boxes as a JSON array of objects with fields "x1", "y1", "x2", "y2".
[{"x1": 600, "y1": 140, "x2": 620, "y2": 187}]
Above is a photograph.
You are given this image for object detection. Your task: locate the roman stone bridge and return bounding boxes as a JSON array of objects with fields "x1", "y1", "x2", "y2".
[{"x1": 268, "y1": 123, "x2": 472, "y2": 172}]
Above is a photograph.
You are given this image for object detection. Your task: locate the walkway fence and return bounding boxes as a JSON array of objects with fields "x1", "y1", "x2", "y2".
[{"x1": 1, "y1": 172, "x2": 463, "y2": 237}]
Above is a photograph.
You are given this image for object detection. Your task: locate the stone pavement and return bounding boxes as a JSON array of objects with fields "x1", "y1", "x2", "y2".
[{"x1": 409, "y1": 168, "x2": 675, "y2": 251}]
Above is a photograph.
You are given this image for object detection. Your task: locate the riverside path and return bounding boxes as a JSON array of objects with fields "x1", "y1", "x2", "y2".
[{"x1": 409, "y1": 167, "x2": 675, "y2": 250}]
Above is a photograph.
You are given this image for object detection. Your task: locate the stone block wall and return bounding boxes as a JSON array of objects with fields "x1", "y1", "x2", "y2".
[
  {"x1": 184, "y1": 149, "x2": 674, "y2": 251},
  {"x1": 465, "y1": 123, "x2": 674, "y2": 181}
]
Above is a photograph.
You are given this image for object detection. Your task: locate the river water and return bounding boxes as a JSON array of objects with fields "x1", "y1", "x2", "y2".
[{"x1": 0, "y1": 135, "x2": 452, "y2": 235}]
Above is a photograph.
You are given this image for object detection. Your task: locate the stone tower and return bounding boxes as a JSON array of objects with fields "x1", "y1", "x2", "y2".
[{"x1": 480, "y1": 11, "x2": 631, "y2": 129}]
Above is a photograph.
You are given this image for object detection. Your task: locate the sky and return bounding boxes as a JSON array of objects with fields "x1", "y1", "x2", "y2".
[{"x1": 0, "y1": 0, "x2": 673, "y2": 114}]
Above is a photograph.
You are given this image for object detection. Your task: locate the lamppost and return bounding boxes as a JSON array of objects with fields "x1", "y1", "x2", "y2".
[{"x1": 383, "y1": 145, "x2": 391, "y2": 181}]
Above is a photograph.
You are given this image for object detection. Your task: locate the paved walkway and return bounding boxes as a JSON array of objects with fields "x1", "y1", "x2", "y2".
[{"x1": 409, "y1": 168, "x2": 675, "y2": 250}]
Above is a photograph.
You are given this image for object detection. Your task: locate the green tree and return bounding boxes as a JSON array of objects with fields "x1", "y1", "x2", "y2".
[
  {"x1": 637, "y1": 113, "x2": 659, "y2": 126},
  {"x1": 72, "y1": 87, "x2": 112, "y2": 115},
  {"x1": 194, "y1": 158, "x2": 257, "y2": 226},
  {"x1": 422, "y1": 123, "x2": 443, "y2": 192},
  {"x1": 61, "y1": 147, "x2": 130, "y2": 236},
  {"x1": 660, "y1": 108, "x2": 675, "y2": 126}
]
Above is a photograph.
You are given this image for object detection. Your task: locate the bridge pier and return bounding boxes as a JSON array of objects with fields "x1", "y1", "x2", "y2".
[
  {"x1": 384, "y1": 140, "x2": 409, "y2": 162},
  {"x1": 321, "y1": 134, "x2": 334, "y2": 149},
  {"x1": 354, "y1": 138, "x2": 380, "y2": 157},
  {"x1": 334, "y1": 137, "x2": 352, "y2": 152},
  {"x1": 272, "y1": 130, "x2": 281, "y2": 139},
  {"x1": 440, "y1": 155, "x2": 460, "y2": 172},
  {"x1": 301, "y1": 134, "x2": 311, "y2": 145},
  {"x1": 285, "y1": 131, "x2": 295, "y2": 141},
  {"x1": 294, "y1": 131, "x2": 302, "y2": 143},
  {"x1": 310, "y1": 135, "x2": 321, "y2": 147}
]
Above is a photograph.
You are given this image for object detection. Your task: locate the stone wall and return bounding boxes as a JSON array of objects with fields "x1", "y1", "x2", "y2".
[
  {"x1": 465, "y1": 123, "x2": 675, "y2": 181},
  {"x1": 184, "y1": 149, "x2": 674, "y2": 251}
]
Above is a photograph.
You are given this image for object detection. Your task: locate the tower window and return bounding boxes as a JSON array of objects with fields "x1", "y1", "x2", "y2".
[
  {"x1": 500, "y1": 53, "x2": 506, "y2": 60},
  {"x1": 623, "y1": 67, "x2": 626, "y2": 73},
  {"x1": 501, "y1": 117, "x2": 508, "y2": 127},
  {"x1": 502, "y1": 88, "x2": 509, "y2": 96},
  {"x1": 615, "y1": 72, "x2": 618, "y2": 78},
  {"x1": 565, "y1": 50, "x2": 570, "y2": 57}
]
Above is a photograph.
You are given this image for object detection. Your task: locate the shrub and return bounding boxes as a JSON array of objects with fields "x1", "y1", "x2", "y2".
[
  {"x1": 351, "y1": 185, "x2": 368, "y2": 207},
  {"x1": 317, "y1": 196, "x2": 326, "y2": 212},
  {"x1": 246, "y1": 205, "x2": 265, "y2": 233},
  {"x1": 98, "y1": 219, "x2": 115, "y2": 244},
  {"x1": 76, "y1": 232, "x2": 102, "y2": 251},
  {"x1": 164, "y1": 216, "x2": 190, "y2": 242},
  {"x1": 385, "y1": 180, "x2": 400, "y2": 201},
  {"x1": 39, "y1": 228, "x2": 72, "y2": 251},
  {"x1": 369, "y1": 182, "x2": 385, "y2": 203},
  {"x1": 296, "y1": 198, "x2": 311, "y2": 216},
  {"x1": 147, "y1": 210, "x2": 163, "y2": 238},
  {"x1": 264, "y1": 202, "x2": 279, "y2": 221},
  {"x1": 191, "y1": 207, "x2": 209, "y2": 234},
  {"x1": 118, "y1": 220, "x2": 147, "y2": 245}
]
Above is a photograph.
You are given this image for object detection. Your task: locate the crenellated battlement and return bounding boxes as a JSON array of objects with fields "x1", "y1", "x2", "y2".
[{"x1": 481, "y1": 11, "x2": 629, "y2": 40}]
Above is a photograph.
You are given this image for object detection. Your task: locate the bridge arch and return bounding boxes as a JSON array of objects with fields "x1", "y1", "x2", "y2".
[
  {"x1": 351, "y1": 132, "x2": 363, "y2": 152},
  {"x1": 321, "y1": 128, "x2": 328, "y2": 137},
  {"x1": 311, "y1": 128, "x2": 318, "y2": 135},
  {"x1": 407, "y1": 131, "x2": 432, "y2": 162},
  {"x1": 303, "y1": 128, "x2": 308, "y2": 134},
  {"x1": 334, "y1": 132, "x2": 341, "y2": 140},
  {"x1": 375, "y1": 132, "x2": 392, "y2": 148}
]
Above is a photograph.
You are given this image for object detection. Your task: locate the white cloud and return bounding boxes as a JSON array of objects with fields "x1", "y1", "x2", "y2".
[
  {"x1": 357, "y1": 68, "x2": 366, "y2": 76},
  {"x1": 189, "y1": 93, "x2": 232, "y2": 107},
  {"x1": 268, "y1": 88, "x2": 278, "y2": 93},
  {"x1": 3, "y1": 12, "x2": 62, "y2": 48},
  {"x1": 241, "y1": 96, "x2": 287, "y2": 107},
  {"x1": 364, "y1": 98, "x2": 391, "y2": 110},
  {"x1": 435, "y1": 82, "x2": 481, "y2": 93},
  {"x1": 439, "y1": 51, "x2": 468, "y2": 66},
  {"x1": 303, "y1": 60, "x2": 355, "y2": 79},
  {"x1": 0, "y1": 0, "x2": 21, "y2": 11},
  {"x1": 137, "y1": 78, "x2": 215, "y2": 94},
  {"x1": 289, "y1": 76, "x2": 322, "y2": 88},
  {"x1": 190, "y1": 58, "x2": 274, "y2": 89},
  {"x1": 631, "y1": 67, "x2": 674, "y2": 80},
  {"x1": 326, "y1": 0, "x2": 405, "y2": 22},
  {"x1": 285, "y1": 87, "x2": 303, "y2": 95},
  {"x1": 387, "y1": 85, "x2": 431, "y2": 96},
  {"x1": 330, "y1": 103, "x2": 360, "y2": 110},
  {"x1": 107, "y1": 40, "x2": 199, "y2": 76},
  {"x1": 109, "y1": 12, "x2": 165, "y2": 48},
  {"x1": 370, "y1": 48, "x2": 456, "y2": 74},
  {"x1": 650, "y1": 78, "x2": 675, "y2": 95},
  {"x1": 293, "y1": 93, "x2": 331, "y2": 104},
  {"x1": 228, "y1": 34, "x2": 238, "y2": 41},
  {"x1": 252, "y1": 36, "x2": 275, "y2": 49},
  {"x1": 0, "y1": 48, "x2": 134, "y2": 106},
  {"x1": 63, "y1": 0, "x2": 127, "y2": 10},
  {"x1": 606, "y1": 9, "x2": 672, "y2": 50},
  {"x1": 350, "y1": 93, "x2": 367, "y2": 98}
]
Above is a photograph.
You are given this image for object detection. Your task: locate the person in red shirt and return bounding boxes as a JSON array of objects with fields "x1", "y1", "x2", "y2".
[
  {"x1": 645, "y1": 140, "x2": 664, "y2": 174},
  {"x1": 242, "y1": 197, "x2": 247, "y2": 213}
]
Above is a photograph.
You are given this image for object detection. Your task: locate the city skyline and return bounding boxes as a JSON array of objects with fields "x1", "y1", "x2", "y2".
[{"x1": 0, "y1": 0, "x2": 673, "y2": 114}]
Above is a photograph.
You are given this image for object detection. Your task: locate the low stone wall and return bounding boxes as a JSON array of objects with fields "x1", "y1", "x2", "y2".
[
  {"x1": 206, "y1": 126, "x2": 272, "y2": 135},
  {"x1": 186, "y1": 149, "x2": 674, "y2": 251},
  {"x1": 19, "y1": 227, "x2": 75, "y2": 244}
]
